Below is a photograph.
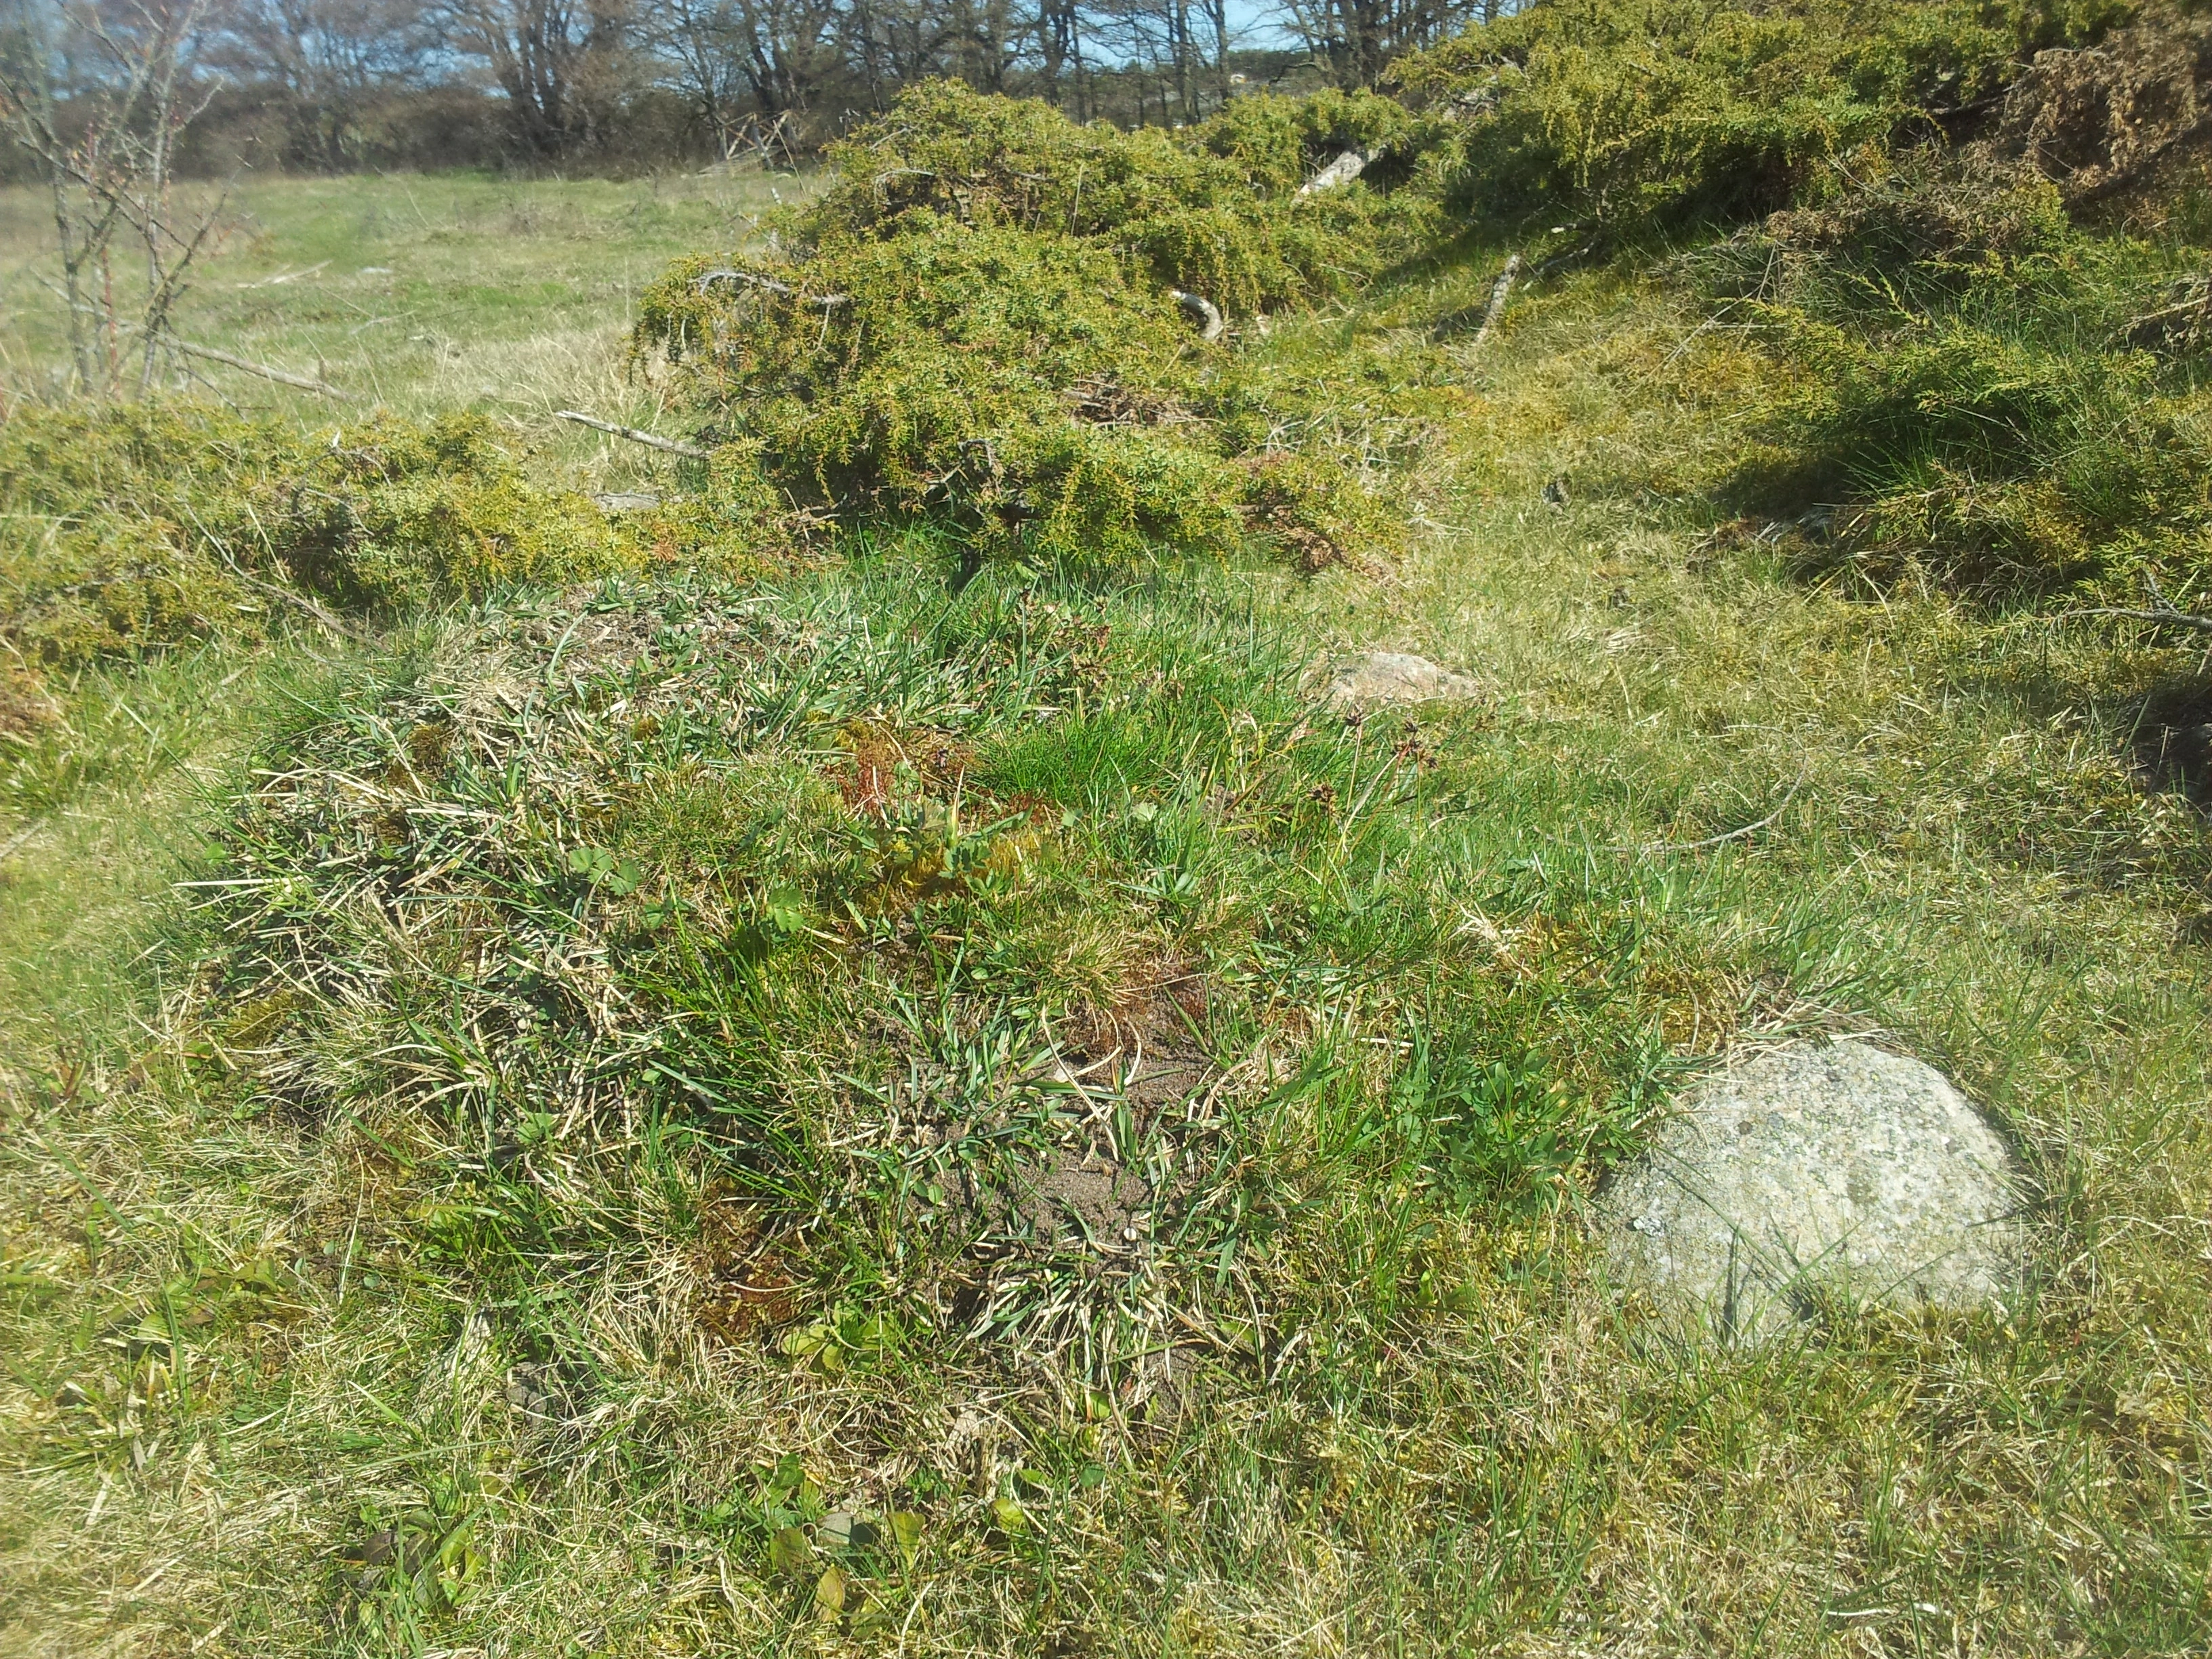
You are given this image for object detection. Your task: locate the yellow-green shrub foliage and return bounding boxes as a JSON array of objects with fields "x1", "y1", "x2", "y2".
[
  {"x1": 647, "y1": 228, "x2": 1244, "y2": 563},
  {"x1": 0, "y1": 403, "x2": 640, "y2": 665},
  {"x1": 1402, "y1": 0, "x2": 2133, "y2": 237},
  {"x1": 1756, "y1": 305, "x2": 2212, "y2": 598},
  {"x1": 790, "y1": 81, "x2": 1430, "y2": 312},
  {"x1": 638, "y1": 82, "x2": 1433, "y2": 568},
  {"x1": 1397, "y1": 0, "x2": 2204, "y2": 607},
  {"x1": 1688, "y1": 157, "x2": 2212, "y2": 600}
]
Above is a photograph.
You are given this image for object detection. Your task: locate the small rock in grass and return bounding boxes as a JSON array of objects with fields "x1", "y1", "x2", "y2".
[
  {"x1": 1601, "y1": 1038, "x2": 2025, "y2": 1343},
  {"x1": 1324, "y1": 651, "x2": 1482, "y2": 715}
]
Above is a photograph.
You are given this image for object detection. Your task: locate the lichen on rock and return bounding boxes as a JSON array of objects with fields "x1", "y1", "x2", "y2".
[
  {"x1": 1601, "y1": 1038, "x2": 2027, "y2": 1343},
  {"x1": 1323, "y1": 651, "x2": 1483, "y2": 714}
]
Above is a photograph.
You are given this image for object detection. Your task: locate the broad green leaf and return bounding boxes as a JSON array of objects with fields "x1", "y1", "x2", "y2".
[
  {"x1": 780, "y1": 1324, "x2": 831, "y2": 1359},
  {"x1": 889, "y1": 1509, "x2": 924, "y2": 1569},
  {"x1": 769, "y1": 1525, "x2": 814, "y2": 1577},
  {"x1": 566, "y1": 844, "x2": 614, "y2": 880},
  {"x1": 764, "y1": 1452, "x2": 805, "y2": 1496}
]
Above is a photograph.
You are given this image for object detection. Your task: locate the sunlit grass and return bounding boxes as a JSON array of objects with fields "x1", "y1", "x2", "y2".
[
  {"x1": 1, "y1": 180, "x2": 2208, "y2": 1656},
  {"x1": 0, "y1": 168, "x2": 792, "y2": 490}
]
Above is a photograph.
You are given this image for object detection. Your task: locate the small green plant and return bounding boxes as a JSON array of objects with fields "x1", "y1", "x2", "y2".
[
  {"x1": 340, "y1": 1474, "x2": 487, "y2": 1648},
  {"x1": 566, "y1": 844, "x2": 643, "y2": 894}
]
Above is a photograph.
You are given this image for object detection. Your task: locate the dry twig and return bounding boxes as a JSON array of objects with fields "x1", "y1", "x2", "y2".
[
  {"x1": 2060, "y1": 603, "x2": 2212, "y2": 634},
  {"x1": 165, "y1": 337, "x2": 352, "y2": 400},
  {"x1": 2057, "y1": 577, "x2": 2212, "y2": 635},
  {"x1": 1616, "y1": 767, "x2": 1809, "y2": 855},
  {"x1": 1471, "y1": 254, "x2": 1522, "y2": 346},
  {"x1": 694, "y1": 268, "x2": 849, "y2": 306},
  {"x1": 555, "y1": 411, "x2": 710, "y2": 460},
  {"x1": 38, "y1": 290, "x2": 352, "y2": 399}
]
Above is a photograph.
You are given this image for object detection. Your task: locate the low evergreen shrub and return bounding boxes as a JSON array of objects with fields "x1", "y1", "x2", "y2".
[
  {"x1": 1404, "y1": 0, "x2": 2211, "y2": 609},
  {"x1": 0, "y1": 405, "x2": 663, "y2": 667},
  {"x1": 1401, "y1": 0, "x2": 2133, "y2": 239},
  {"x1": 636, "y1": 82, "x2": 1433, "y2": 570},
  {"x1": 1694, "y1": 157, "x2": 2212, "y2": 600}
]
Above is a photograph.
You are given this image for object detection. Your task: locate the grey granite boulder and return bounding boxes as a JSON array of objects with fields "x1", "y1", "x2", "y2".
[
  {"x1": 1324, "y1": 651, "x2": 1482, "y2": 715},
  {"x1": 1601, "y1": 1039, "x2": 2026, "y2": 1342}
]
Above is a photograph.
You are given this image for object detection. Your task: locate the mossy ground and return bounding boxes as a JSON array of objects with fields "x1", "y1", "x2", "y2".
[{"x1": 3, "y1": 121, "x2": 2211, "y2": 1659}]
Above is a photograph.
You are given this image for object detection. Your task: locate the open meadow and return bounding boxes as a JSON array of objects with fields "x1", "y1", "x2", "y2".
[
  {"x1": 3, "y1": 43, "x2": 2211, "y2": 1659},
  {"x1": 0, "y1": 167, "x2": 787, "y2": 477}
]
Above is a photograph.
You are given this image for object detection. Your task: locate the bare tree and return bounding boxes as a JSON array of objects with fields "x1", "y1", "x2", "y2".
[
  {"x1": 641, "y1": 0, "x2": 743, "y2": 143},
  {"x1": 1270, "y1": 0, "x2": 1475, "y2": 88},
  {"x1": 1194, "y1": 0, "x2": 1227, "y2": 107},
  {"x1": 203, "y1": 0, "x2": 432, "y2": 168},
  {"x1": 438, "y1": 0, "x2": 632, "y2": 156},
  {"x1": 0, "y1": 0, "x2": 226, "y2": 395},
  {"x1": 1032, "y1": 0, "x2": 1090, "y2": 115},
  {"x1": 1091, "y1": 0, "x2": 1207, "y2": 124},
  {"x1": 947, "y1": 0, "x2": 1027, "y2": 94},
  {"x1": 643, "y1": 0, "x2": 842, "y2": 142},
  {"x1": 837, "y1": 0, "x2": 954, "y2": 109}
]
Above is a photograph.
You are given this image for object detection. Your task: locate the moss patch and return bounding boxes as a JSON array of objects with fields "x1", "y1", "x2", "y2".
[{"x1": 0, "y1": 403, "x2": 731, "y2": 670}]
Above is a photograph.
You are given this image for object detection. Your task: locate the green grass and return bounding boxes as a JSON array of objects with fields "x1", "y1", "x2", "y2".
[
  {"x1": 0, "y1": 169, "x2": 787, "y2": 490},
  {"x1": 3, "y1": 172, "x2": 2211, "y2": 1656}
]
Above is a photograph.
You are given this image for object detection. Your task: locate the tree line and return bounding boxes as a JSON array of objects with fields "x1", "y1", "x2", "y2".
[{"x1": 3, "y1": 0, "x2": 1499, "y2": 176}]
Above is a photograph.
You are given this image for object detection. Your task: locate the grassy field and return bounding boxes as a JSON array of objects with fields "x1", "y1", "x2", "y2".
[
  {"x1": 0, "y1": 169, "x2": 786, "y2": 488},
  {"x1": 2, "y1": 161, "x2": 2209, "y2": 1658}
]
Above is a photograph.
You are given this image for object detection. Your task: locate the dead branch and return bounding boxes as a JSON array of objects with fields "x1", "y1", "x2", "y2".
[
  {"x1": 555, "y1": 411, "x2": 710, "y2": 459},
  {"x1": 1298, "y1": 150, "x2": 1368, "y2": 195},
  {"x1": 178, "y1": 501, "x2": 374, "y2": 644},
  {"x1": 2060, "y1": 603, "x2": 2212, "y2": 634},
  {"x1": 1172, "y1": 290, "x2": 1225, "y2": 342},
  {"x1": 2125, "y1": 272, "x2": 2212, "y2": 350},
  {"x1": 694, "y1": 268, "x2": 850, "y2": 306},
  {"x1": 167, "y1": 337, "x2": 352, "y2": 399},
  {"x1": 36, "y1": 289, "x2": 353, "y2": 399},
  {"x1": 722, "y1": 110, "x2": 798, "y2": 171},
  {"x1": 2057, "y1": 574, "x2": 2212, "y2": 635},
  {"x1": 217, "y1": 553, "x2": 373, "y2": 642},
  {"x1": 139, "y1": 192, "x2": 227, "y2": 390},
  {"x1": 1471, "y1": 253, "x2": 1522, "y2": 346}
]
